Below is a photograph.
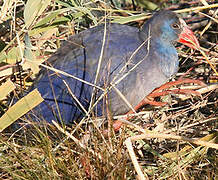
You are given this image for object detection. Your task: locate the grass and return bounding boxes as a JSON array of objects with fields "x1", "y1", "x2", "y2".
[{"x1": 0, "y1": 0, "x2": 217, "y2": 179}]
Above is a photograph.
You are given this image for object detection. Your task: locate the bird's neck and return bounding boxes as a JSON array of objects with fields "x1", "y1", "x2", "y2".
[
  {"x1": 138, "y1": 30, "x2": 179, "y2": 77},
  {"x1": 151, "y1": 38, "x2": 179, "y2": 78},
  {"x1": 154, "y1": 37, "x2": 175, "y2": 54}
]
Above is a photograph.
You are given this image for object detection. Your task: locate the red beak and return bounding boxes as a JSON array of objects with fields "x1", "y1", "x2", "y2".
[{"x1": 178, "y1": 18, "x2": 200, "y2": 50}]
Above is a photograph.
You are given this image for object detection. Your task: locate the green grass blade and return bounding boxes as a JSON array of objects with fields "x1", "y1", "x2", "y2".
[{"x1": 0, "y1": 89, "x2": 44, "y2": 132}]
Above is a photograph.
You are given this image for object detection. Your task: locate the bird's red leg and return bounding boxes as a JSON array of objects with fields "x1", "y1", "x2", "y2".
[
  {"x1": 111, "y1": 78, "x2": 205, "y2": 132},
  {"x1": 151, "y1": 78, "x2": 205, "y2": 93},
  {"x1": 111, "y1": 98, "x2": 154, "y2": 132},
  {"x1": 148, "y1": 89, "x2": 201, "y2": 98},
  {"x1": 134, "y1": 78, "x2": 205, "y2": 108},
  {"x1": 111, "y1": 97, "x2": 167, "y2": 132}
]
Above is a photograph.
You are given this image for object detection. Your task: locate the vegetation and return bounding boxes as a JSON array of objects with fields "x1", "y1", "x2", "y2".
[{"x1": 0, "y1": 0, "x2": 217, "y2": 179}]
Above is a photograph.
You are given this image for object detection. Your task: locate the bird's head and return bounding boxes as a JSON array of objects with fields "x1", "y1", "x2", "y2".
[{"x1": 140, "y1": 10, "x2": 200, "y2": 50}]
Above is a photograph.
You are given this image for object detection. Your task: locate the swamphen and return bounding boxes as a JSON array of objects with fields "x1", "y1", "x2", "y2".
[{"x1": 29, "y1": 10, "x2": 199, "y2": 125}]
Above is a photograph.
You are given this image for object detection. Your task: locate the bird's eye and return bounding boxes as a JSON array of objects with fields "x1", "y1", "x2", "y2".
[{"x1": 172, "y1": 23, "x2": 180, "y2": 29}]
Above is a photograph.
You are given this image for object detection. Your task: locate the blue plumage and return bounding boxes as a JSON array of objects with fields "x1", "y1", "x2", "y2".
[{"x1": 28, "y1": 10, "x2": 186, "y2": 124}]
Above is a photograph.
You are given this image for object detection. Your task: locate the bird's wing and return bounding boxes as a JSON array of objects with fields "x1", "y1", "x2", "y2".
[{"x1": 31, "y1": 24, "x2": 145, "y2": 124}]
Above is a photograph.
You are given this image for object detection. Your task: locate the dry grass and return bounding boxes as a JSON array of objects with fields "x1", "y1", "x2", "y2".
[{"x1": 0, "y1": 0, "x2": 217, "y2": 179}]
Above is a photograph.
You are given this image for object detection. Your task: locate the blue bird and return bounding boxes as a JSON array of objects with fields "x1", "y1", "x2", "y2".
[{"x1": 28, "y1": 10, "x2": 199, "y2": 125}]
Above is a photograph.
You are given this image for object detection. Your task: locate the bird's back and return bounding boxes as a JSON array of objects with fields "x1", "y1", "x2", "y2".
[
  {"x1": 30, "y1": 24, "x2": 144, "y2": 123},
  {"x1": 29, "y1": 22, "x2": 175, "y2": 124}
]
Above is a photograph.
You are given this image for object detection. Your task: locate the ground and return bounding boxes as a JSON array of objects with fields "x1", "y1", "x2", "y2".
[{"x1": 0, "y1": 0, "x2": 217, "y2": 179}]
